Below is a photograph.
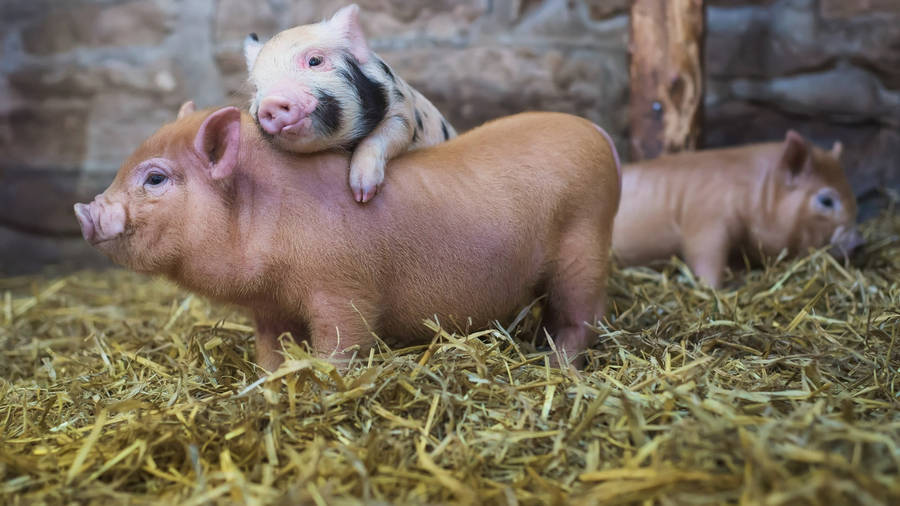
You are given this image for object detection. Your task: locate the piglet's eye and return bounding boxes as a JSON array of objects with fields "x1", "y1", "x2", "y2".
[
  {"x1": 817, "y1": 194, "x2": 835, "y2": 209},
  {"x1": 145, "y1": 172, "x2": 167, "y2": 186},
  {"x1": 308, "y1": 56, "x2": 323, "y2": 67}
]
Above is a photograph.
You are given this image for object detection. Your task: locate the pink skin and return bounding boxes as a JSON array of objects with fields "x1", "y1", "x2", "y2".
[{"x1": 257, "y1": 83, "x2": 318, "y2": 137}]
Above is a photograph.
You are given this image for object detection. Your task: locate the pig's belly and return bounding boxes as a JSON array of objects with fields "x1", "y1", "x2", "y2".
[{"x1": 375, "y1": 235, "x2": 546, "y2": 343}]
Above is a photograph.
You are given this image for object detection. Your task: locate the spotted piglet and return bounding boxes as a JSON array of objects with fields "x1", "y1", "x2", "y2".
[{"x1": 243, "y1": 4, "x2": 457, "y2": 202}]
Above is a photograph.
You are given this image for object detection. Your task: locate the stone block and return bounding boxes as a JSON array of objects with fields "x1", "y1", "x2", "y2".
[
  {"x1": 0, "y1": 169, "x2": 111, "y2": 235},
  {"x1": 707, "y1": 0, "x2": 831, "y2": 78},
  {"x1": 0, "y1": 101, "x2": 89, "y2": 169},
  {"x1": 214, "y1": 0, "x2": 279, "y2": 43},
  {"x1": 584, "y1": 0, "x2": 631, "y2": 20},
  {"x1": 83, "y1": 93, "x2": 183, "y2": 172},
  {"x1": 820, "y1": 0, "x2": 900, "y2": 19},
  {"x1": 283, "y1": 0, "x2": 488, "y2": 44},
  {"x1": 22, "y1": 0, "x2": 175, "y2": 55}
]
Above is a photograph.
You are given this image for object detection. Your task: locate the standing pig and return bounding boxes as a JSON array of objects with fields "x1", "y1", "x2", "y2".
[
  {"x1": 613, "y1": 130, "x2": 863, "y2": 288},
  {"x1": 74, "y1": 105, "x2": 620, "y2": 370},
  {"x1": 243, "y1": 4, "x2": 457, "y2": 203}
]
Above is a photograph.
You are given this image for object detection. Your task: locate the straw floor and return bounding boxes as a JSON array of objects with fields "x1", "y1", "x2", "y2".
[{"x1": 1, "y1": 211, "x2": 898, "y2": 505}]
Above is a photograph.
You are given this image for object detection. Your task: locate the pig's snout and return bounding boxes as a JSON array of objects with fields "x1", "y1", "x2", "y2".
[
  {"x1": 74, "y1": 203, "x2": 96, "y2": 243},
  {"x1": 74, "y1": 198, "x2": 126, "y2": 245},
  {"x1": 829, "y1": 226, "x2": 865, "y2": 259},
  {"x1": 257, "y1": 94, "x2": 316, "y2": 136}
]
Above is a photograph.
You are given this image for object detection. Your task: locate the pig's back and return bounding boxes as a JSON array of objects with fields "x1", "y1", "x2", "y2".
[
  {"x1": 612, "y1": 143, "x2": 780, "y2": 265},
  {"x1": 365, "y1": 112, "x2": 620, "y2": 338}
]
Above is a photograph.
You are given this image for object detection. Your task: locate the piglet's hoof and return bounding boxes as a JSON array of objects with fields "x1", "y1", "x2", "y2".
[{"x1": 349, "y1": 159, "x2": 385, "y2": 203}]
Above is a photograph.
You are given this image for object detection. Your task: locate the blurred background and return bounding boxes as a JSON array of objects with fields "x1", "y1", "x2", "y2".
[{"x1": 1, "y1": 0, "x2": 898, "y2": 274}]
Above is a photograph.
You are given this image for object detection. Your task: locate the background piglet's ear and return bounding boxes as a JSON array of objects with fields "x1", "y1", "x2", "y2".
[
  {"x1": 244, "y1": 33, "x2": 263, "y2": 71},
  {"x1": 779, "y1": 129, "x2": 809, "y2": 181},
  {"x1": 193, "y1": 107, "x2": 241, "y2": 180},
  {"x1": 831, "y1": 140, "x2": 843, "y2": 159},
  {"x1": 329, "y1": 4, "x2": 369, "y2": 64},
  {"x1": 177, "y1": 100, "x2": 196, "y2": 119}
]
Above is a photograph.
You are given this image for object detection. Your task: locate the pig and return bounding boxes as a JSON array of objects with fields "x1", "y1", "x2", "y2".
[
  {"x1": 613, "y1": 130, "x2": 863, "y2": 288},
  {"x1": 74, "y1": 104, "x2": 620, "y2": 371},
  {"x1": 243, "y1": 4, "x2": 457, "y2": 203}
]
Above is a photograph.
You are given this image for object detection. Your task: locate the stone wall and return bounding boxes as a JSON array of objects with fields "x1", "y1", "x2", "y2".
[
  {"x1": 1, "y1": 0, "x2": 897, "y2": 274},
  {"x1": 706, "y1": 0, "x2": 900, "y2": 213}
]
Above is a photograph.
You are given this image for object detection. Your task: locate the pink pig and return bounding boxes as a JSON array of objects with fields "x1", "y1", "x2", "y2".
[{"x1": 74, "y1": 105, "x2": 620, "y2": 370}]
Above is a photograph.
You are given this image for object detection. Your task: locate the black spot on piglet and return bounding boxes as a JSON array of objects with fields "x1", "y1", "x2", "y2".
[
  {"x1": 249, "y1": 32, "x2": 259, "y2": 42},
  {"x1": 338, "y1": 56, "x2": 388, "y2": 142},
  {"x1": 415, "y1": 110, "x2": 423, "y2": 130},
  {"x1": 312, "y1": 90, "x2": 342, "y2": 136},
  {"x1": 441, "y1": 121, "x2": 450, "y2": 141}
]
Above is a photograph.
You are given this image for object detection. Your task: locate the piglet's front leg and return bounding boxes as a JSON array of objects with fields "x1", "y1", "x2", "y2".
[
  {"x1": 682, "y1": 225, "x2": 731, "y2": 289},
  {"x1": 349, "y1": 115, "x2": 413, "y2": 203}
]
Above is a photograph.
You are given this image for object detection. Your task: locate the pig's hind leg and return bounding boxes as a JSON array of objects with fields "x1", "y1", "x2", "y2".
[
  {"x1": 306, "y1": 291, "x2": 380, "y2": 366},
  {"x1": 543, "y1": 230, "x2": 611, "y2": 369},
  {"x1": 349, "y1": 115, "x2": 414, "y2": 203},
  {"x1": 253, "y1": 315, "x2": 310, "y2": 372}
]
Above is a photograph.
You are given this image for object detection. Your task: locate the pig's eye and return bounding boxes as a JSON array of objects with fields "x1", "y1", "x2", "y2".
[
  {"x1": 308, "y1": 56, "x2": 323, "y2": 67},
  {"x1": 144, "y1": 173, "x2": 167, "y2": 186},
  {"x1": 818, "y1": 194, "x2": 835, "y2": 209}
]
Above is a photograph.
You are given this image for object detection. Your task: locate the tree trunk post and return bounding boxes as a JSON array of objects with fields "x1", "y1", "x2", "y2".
[{"x1": 629, "y1": 0, "x2": 706, "y2": 161}]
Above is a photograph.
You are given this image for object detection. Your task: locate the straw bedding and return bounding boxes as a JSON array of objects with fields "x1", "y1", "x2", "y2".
[{"x1": 1, "y1": 210, "x2": 898, "y2": 505}]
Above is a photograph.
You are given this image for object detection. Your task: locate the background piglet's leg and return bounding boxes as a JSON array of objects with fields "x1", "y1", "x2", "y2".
[{"x1": 682, "y1": 225, "x2": 731, "y2": 288}]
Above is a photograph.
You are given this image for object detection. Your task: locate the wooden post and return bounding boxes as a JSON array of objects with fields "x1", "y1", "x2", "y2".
[{"x1": 628, "y1": 0, "x2": 705, "y2": 161}]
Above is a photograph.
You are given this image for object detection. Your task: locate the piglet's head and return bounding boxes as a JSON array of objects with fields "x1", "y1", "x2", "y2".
[
  {"x1": 766, "y1": 130, "x2": 863, "y2": 260},
  {"x1": 243, "y1": 4, "x2": 375, "y2": 153},
  {"x1": 74, "y1": 104, "x2": 242, "y2": 274}
]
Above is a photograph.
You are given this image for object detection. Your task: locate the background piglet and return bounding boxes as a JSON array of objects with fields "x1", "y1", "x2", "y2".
[
  {"x1": 613, "y1": 131, "x2": 863, "y2": 288},
  {"x1": 74, "y1": 106, "x2": 620, "y2": 370},
  {"x1": 244, "y1": 4, "x2": 456, "y2": 203}
]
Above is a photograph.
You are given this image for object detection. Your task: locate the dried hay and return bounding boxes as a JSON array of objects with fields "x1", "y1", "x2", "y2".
[{"x1": 1, "y1": 210, "x2": 898, "y2": 505}]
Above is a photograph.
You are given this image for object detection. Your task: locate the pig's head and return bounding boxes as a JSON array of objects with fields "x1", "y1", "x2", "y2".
[
  {"x1": 758, "y1": 130, "x2": 863, "y2": 260},
  {"x1": 74, "y1": 104, "x2": 242, "y2": 275},
  {"x1": 243, "y1": 4, "x2": 385, "y2": 153}
]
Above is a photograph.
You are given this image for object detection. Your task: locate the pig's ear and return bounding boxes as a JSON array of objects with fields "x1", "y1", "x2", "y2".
[
  {"x1": 831, "y1": 140, "x2": 843, "y2": 160},
  {"x1": 244, "y1": 33, "x2": 263, "y2": 71},
  {"x1": 177, "y1": 100, "x2": 196, "y2": 120},
  {"x1": 778, "y1": 130, "x2": 809, "y2": 182},
  {"x1": 194, "y1": 107, "x2": 241, "y2": 180},
  {"x1": 329, "y1": 4, "x2": 369, "y2": 64}
]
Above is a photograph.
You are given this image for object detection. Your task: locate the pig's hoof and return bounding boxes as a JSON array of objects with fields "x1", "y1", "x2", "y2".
[{"x1": 349, "y1": 159, "x2": 385, "y2": 203}]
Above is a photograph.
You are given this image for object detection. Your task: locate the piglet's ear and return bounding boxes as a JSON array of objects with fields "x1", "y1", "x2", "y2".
[
  {"x1": 244, "y1": 33, "x2": 263, "y2": 71},
  {"x1": 831, "y1": 140, "x2": 843, "y2": 160},
  {"x1": 779, "y1": 129, "x2": 809, "y2": 181},
  {"x1": 329, "y1": 4, "x2": 369, "y2": 64},
  {"x1": 194, "y1": 107, "x2": 241, "y2": 180},
  {"x1": 177, "y1": 100, "x2": 196, "y2": 119}
]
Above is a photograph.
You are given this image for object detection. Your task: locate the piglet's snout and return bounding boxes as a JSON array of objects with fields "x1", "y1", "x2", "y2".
[
  {"x1": 258, "y1": 93, "x2": 316, "y2": 135},
  {"x1": 829, "y1": 226, "x2": 865, "y2": 259},
  {"x1": 74, "y1": 198, "x2": 126, "y2": 245}
]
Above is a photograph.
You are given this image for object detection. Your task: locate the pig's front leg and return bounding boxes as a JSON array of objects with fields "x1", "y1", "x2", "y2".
[
  {"x1": 682, "y1": 226, "x2": 731, "y2": 289},
  {"x1": 348, "y1": 115, "x2": 413, "y2": 203}
]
